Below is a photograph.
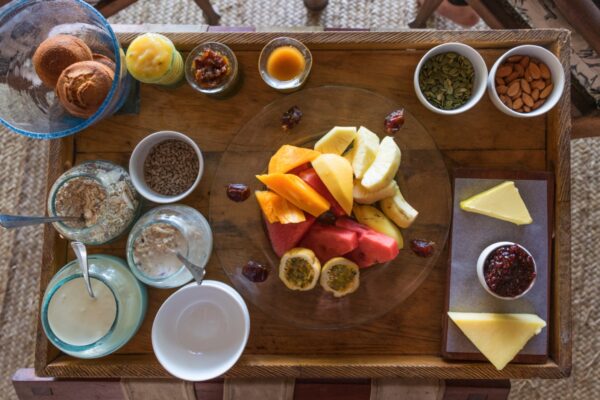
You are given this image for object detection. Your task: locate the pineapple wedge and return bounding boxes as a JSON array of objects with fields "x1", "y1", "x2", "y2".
[
  {"x1": 361, "y1": 136, "x2": 401, "y2": 191},
  {"x1": 352, "y1": 126, "x2": 380, "y2": 179},
  {"x1": 353, "y1": 205, "x2": 404, "y2": 249},
  {"x1": 314, "y1": 126, "x2": 357, "y2": 155},
  {"x1": 380, "y1": 185, "x2": 418, "y2": 228},
  {"x1": 353, "y1": 179, "x2": 398, "y2": 204},
  {"x1": 343, "y1": 142, "x2": 357, "y2": 165}
]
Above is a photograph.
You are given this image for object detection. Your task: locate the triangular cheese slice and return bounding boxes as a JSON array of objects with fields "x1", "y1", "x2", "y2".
[
  {"x1": 448, "y1": 312, "x2": 546, "y2": 370},
  {"x1": 460, "y1": 181, "x2": 532, "y2": 225}
]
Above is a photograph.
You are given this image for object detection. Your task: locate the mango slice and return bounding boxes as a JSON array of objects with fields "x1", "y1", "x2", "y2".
[
  {"x1": 256, "y1": 173, "x2": 330, "y2": 217},
  {"x1": 268, "y1": 145, "x2": 321, "y2": 174}
]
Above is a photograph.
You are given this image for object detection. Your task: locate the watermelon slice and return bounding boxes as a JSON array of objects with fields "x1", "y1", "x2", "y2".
[
  {"x1": 288, "y1": 162, "x2": 312, "y2": 175},
  {"x1": 265, "y1": 214, "x2": 315, "y2": 257},
  {"x1": 335, "y1": 217, "x2": 399, "y2": 268},
  {"x1": 299, "y1": 168, "x2": 346, "y2": 216},
  {"x1": 299, "y1": 223, "x2": 358, "y2": 263}
]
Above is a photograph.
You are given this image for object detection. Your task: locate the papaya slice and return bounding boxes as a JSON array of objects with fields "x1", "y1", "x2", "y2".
[
  {"x1": 255, "y1": 190, "x2": 306, "y2": 224},
  {"x1": 268, "y1": 145, "x2": 321, "y2": 174},
  {"x1": 256, "y1": 173, "x2": 330, "y2": 217}
]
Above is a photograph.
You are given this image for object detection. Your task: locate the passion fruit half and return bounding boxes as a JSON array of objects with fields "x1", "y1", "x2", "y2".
[
  {"x1": 279, "y1": 248, "x2": 321, "y2": 291},
  {"x1": 320, "y1": 257, "x2": 360, "y2": 297}
]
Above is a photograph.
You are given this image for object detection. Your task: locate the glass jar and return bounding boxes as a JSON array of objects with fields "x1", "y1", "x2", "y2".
[
  {"x1": 185, "y1": 42, "x2": 239, "y2": 97},
  {"x1": 125, "y1": 33, "x2": 184, "y2": 86},
  {"x1": 41, "y1": 255, "x2": 147, "y2": 359},
  {"x1": 47, "y1": 160, "x2": 142, "y2": 245},
  {"x1": 126, "y1": 205, "x2": 213, "y2": 288}
]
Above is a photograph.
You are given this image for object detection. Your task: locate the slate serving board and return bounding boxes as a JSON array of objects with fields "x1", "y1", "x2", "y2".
[{"x1": 442, "y1": 169, "x2": 553, "y2": 364}]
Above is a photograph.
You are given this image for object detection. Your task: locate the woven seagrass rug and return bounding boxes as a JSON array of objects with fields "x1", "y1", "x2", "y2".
[{"x1": 0, "y1": 1, "x2": 597, "y2": 399}]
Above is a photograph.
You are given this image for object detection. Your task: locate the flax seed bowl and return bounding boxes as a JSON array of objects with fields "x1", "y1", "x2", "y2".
[
  {"x1": 488, "y1": 45, "x2": 565, "y2": 118},
  {"x1": 129, "y1": 131, "x2": 204, "y2": 203}
]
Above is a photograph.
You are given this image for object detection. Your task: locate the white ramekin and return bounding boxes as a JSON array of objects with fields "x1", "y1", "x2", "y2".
[
  {"x1": 414, "y1": 42, "x2": 488, "y2": 115},
  {"x1": 129, "y1": 131, "x2": 204, "y2": 204},
  {"x1": 487, "y1": 45, "x2": 565, "y2": 118},
  {"x1": 477, "y1": 241, "x2": 537, "y2": 301}
]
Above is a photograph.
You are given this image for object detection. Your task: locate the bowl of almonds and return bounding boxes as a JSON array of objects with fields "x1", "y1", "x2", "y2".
[{"x1": 488, "y1": 45, "x2": 565, "y2": 117}]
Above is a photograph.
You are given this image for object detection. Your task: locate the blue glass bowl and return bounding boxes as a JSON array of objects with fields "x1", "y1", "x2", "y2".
[
  {"x1": 0, "y1": 0, "x2": 132, "y2": 139},
  {"x1": 41, "y1": 255, "x2": 147, "y2": 358}
]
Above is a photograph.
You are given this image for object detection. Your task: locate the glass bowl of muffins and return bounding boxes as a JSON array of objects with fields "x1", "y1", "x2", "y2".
[{"x1": 0, "y1": 0, "x2": 133, "y2": 139}]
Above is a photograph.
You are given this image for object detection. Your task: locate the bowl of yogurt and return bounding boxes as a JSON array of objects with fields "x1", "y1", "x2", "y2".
[
  {"x1": 41, "y1": 255, "x2": 147, "y2": 358},
  {"x1": 152, "y1": 281, "x2": 250, "y2": 381},
  {"x1": 126, "y1": 205, "x2": 213, "y2": 288}
]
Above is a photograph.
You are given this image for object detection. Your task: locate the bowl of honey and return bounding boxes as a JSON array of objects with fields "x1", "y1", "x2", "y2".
[{"x1": 258, "y1": 37, "x2": 312, "y2": 92}]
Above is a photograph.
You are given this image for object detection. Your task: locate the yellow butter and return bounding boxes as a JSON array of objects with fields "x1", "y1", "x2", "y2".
[
  {"x1": 460, "y1": 181, "x2": 532, "y2": 225},
  {"x1": 448, "y1": 312, "x2": 546, "y2": 370}
]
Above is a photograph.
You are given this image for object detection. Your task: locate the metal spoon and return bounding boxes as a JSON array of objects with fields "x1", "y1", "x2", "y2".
[
  {"x1": 0, "y1": 214, "x2": 82, "y2": 229},
  {"x1": 177, "y1": 253, "x2": 206, "y2": 285},
  {"x1": 71, "y1": 241, "x2": 95, "y2": 298}
]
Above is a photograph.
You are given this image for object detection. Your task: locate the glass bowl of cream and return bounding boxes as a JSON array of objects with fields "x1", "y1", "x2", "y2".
[
  {"x1": 41, "y1": 255, "x2": 147, "y2": 359},
  {"x1": 126, "y1": 205, "x2": 213, "y2": 289}
]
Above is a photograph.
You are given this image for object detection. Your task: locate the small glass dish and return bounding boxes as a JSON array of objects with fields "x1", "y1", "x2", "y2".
[
  {"x1": 47, "y1": 160, "x2": 142, "y2": 245},
  {"x1": 0, "y1": 0, "x2": 133, "y2": 139},
  {"x1": 185, "y1": 42, "x2": 239, "y2": 97},
  {"x1": 258, "y1": 37, "x2": 312, "y2": 92},
  {"x1": 126, "y1": 205, "x2": 213, "y2": 288},
  {"x1": 41, "y1": 255, "x2": 147, "y2": 359}
]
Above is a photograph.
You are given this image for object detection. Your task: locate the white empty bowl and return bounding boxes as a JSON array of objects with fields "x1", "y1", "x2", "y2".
[
  {"x1": 414, "y1": 42, "x2": 488, "y2": 115},
  {"x1": 487, "y1": 45, "x2": 565, "y2": 118},
  {"x1": 477, "y1": 241, "x2": 537, "y2": 300},
  {"x1": 129, "y1": 131, "x2": 204, "y2": 203},
  {"x1": 152, "y1": 280, "x2": 250, "y2": 381}
]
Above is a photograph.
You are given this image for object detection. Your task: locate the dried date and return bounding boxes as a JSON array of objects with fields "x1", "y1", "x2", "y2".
[
  {"x1": 242, "y1": 260, "x2": 270, "y2": 282},
  {"x1": 384, "y1": 108, "x2": 405, "y2": 134},
  {"x1": 316, "y1": 210, "x2": 336, "y2": 225},
  {"x1": 281, "y1": 106, "x2": 303, "y2": 131},
  {"x1": 226, "y1": 183, "x2": 250, "y2": 202},
  {"x1": 410, "y1": 239, "x2": 435, "y2": 257}
]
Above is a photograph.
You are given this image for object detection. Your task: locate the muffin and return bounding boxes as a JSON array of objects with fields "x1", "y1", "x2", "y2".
[
  {"x1": 55, "y1": 60, "x2": 114, "y2": 119},
  {"x1": 92, "y1": 53, "x2": 116, "y2": 72},
  {"x1": 32, "y1": 35, "x2": 93, "y2": 88}
]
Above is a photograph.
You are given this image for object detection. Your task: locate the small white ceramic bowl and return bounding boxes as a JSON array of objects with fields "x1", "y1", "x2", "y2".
[
  {"x1": 487, "y1": 45, "x2": 565, "y2": 118},
  {"x1": 152, "y1": 280, "x2": 250, "y2": 381},
  {"x1": 477, "y1": 241, "x2": 537, "y2": 300},
  {"x1": 414, "y1": 42, "x2": 488, "y2": 115},
  {"x1": 129, "y1": 131, "x2": 204, "y2": 204}
]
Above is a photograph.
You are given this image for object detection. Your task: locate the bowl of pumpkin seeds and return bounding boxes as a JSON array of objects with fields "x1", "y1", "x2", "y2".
[{"x1": 414, "y1": 43, "x2": 487, "y2": 115}]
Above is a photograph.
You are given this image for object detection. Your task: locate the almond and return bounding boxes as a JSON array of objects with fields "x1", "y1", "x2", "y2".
[
  {"x1": 532, "y1": 88, "x2": 540, "y2": 101},
  {"x1": 508, "y1": 55, "x2": 523, "y2": 63},
  {"x1": 524, "y1": 105, "x2": 531, "y2": 113},
  {"x1": 495, "y1": 76, "x2": 505, "y2": 86},
  {"x1": 528, "y1": 62, "x2": 541, "y2": 79},
  {"x1": 524, "y1": 70, "x2": 533, "y2": 82},
  {"x1": 496, "y1": 64, "x2": 512, "y2": 78},
  {"x1": 512, "y1": 97, "x2": 523, "y2": 110},
  {"x1": 520, "y1": 79, "x2": 531, "y2": 94},
  {"x1": 533, "y1": 99, "x2": 545, "y2": 110},
  {"x1": 497, "y1": 85, "x2": 508, "y2": 95},
  {"x1": 506, "y1": 71, "x2": 520, "y2": 82},
  {"x1": 540, "y1": 83, "x2": 553, "y2": 99},
  {"x1": 539, "y1": 63, "x2": 551, "y2": 79},
  {"x1": 507, "y1": 80, "x2": 520, "y2": 97},
  {"x1": 532, "y1": 80, "x2": 546, "y2": 90},
  {"x1": 505, "y1": 97, "x2": 513, "y2": 109},
  {"x1": 522, "y1": 93, "x2": 534, "y2": 107},
  {"x1": 514, "y1": 63, "x2": 524, "y2": 77},
  {"x1": 520, "y1": 56, "x2": 530, "y2": 68},
  {"x1": 500, "y1": 94, "x2": 509, "y2": 103}
]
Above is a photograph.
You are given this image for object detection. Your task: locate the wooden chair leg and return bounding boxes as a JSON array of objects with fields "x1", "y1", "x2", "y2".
[
  {"x1": 571, "y1": 113, "x2": 600, "y2": 140},
  {"x1": 193, "y1": 0, "x2": 221, "y2": 26},
  {"x1": 409, "y1": 0, "x2": 444, "y2": 28},
  {"x1": 95, "y1": 0, "x2": 139, "y2": 18}
]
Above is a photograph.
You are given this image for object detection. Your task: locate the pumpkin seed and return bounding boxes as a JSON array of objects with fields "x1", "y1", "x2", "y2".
[{"x1": 418, "y1": 52, "x2": 474, "y2": 110}]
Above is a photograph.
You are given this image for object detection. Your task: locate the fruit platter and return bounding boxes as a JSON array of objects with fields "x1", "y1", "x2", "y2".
[{"x1": 23, "y1": 25, "x2": 571, "y2": 380}]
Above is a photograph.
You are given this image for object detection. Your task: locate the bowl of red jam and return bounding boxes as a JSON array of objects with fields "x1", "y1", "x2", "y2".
[{"x1": 477, "y1": 241, "x2": 536, "y2": 300}]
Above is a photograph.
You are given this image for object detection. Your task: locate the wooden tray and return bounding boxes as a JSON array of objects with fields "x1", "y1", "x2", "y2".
[{"x1": 35, "y1": 27, "x2": 572, "y2": 379}]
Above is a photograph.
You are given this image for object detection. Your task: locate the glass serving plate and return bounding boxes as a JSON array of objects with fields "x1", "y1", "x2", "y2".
[{"x1": 210, "y1": 86, "x2": 451, "y2": 329}]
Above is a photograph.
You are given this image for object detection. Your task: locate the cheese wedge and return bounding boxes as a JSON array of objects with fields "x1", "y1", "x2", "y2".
[
  {"x1": 460, "y1": 181, "x2": 532, "y2": 225},
  {"x1": 448, "y1": 312, "x2": 546, "y2": 370}
]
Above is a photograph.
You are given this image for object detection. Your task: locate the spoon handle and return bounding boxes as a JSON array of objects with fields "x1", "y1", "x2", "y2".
[
  {"x1": 177, "y1": 253, "x2": 206, "y2": 285},
  {"x1": 71, "y1": 241, "x2": 95, "y2": 298},
  {"x1": 0, "y1": 214, "x2": 80, "y2": 229}
]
